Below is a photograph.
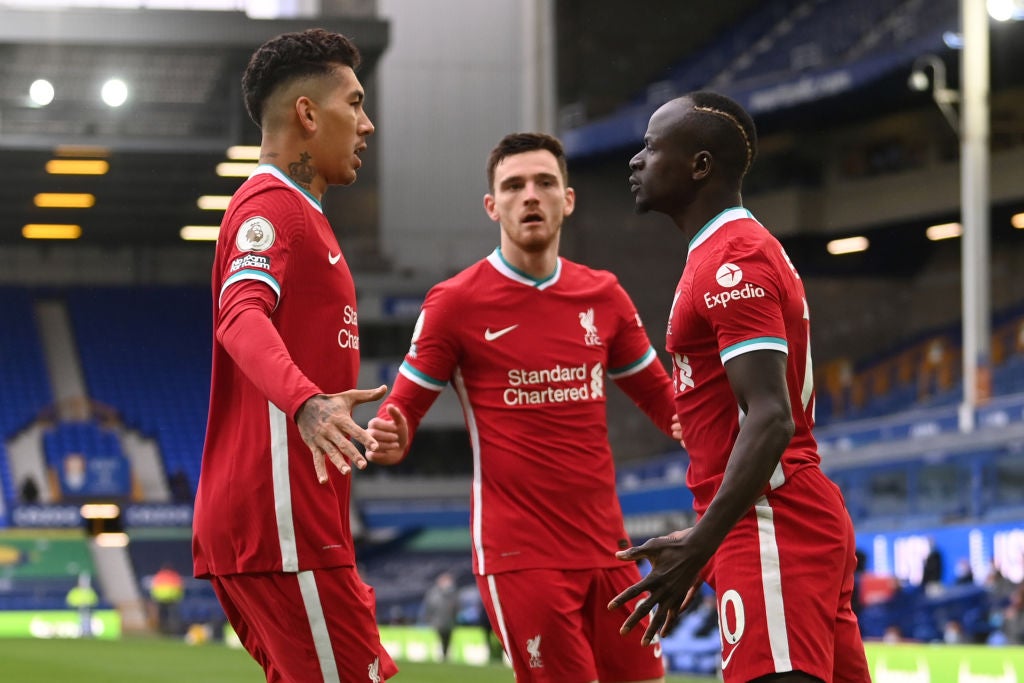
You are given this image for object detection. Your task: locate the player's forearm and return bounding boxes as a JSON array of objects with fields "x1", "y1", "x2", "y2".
[
  {"x1": 616, "y1": 364, "x2": 677, "y2": 438},
  {"x1": 217, "y1": 302, "x2": 320, "y2": 420},
  {"x1": 689, "y1": 408, "x2": 793, "y2": 550}
]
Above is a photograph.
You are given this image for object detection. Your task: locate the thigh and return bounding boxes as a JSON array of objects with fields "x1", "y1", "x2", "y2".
[
  {"x1": 477, "y1": 570, "x2": 597, "y2": 683},
  {"x1": 588, "y1": 564, "x2": 665, "y2": 683},
  {"x1": 215, "y1": 569, "x2": 397, "y2": 683},
  {"x1": 710, "y1": 470, "x2": 856, "y2": 683}
]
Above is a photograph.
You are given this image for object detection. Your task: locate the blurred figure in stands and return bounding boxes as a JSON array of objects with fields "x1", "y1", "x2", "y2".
[
  {"x1": 922, "y1": 537, "x2": 944, "y2": 597},
  {"x1": 421, "y1": 571, "x2": 459, "y2": 661}
]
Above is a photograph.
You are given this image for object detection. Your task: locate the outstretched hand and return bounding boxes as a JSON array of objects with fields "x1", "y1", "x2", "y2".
[
  {"x1": 365, "y1": 404, "x2": 409, "y2": 466},
  {"x1": 609, "y1": 528, "x2": 705, "y2": 646},
  {"x1": 296, "y1": 385, "x2": 388, "y2": 483}
]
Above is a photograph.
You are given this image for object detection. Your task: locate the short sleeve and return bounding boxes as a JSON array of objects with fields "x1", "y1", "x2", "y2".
[
  {"x1": 397, "y1": 285, "x2": 462, "y2": 391},
  {"x1": 606, "y1": 280, "x2": 658, "y2": 379}
]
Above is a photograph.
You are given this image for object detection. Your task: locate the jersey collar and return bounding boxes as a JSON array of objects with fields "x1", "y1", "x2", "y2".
[
  {"x1": 687, "y1": 207, "x2": 754, "y2": 256},
  {"x1": 251, "y1": 164, "x2": 324, "y2": 214},
  {"x1": 486, "y1": 247, "x2": 562, "y2": 290}
]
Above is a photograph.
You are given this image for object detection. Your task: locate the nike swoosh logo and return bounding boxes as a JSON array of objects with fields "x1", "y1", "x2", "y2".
[
  {"x1": 328, "y1": 251, "x2": 341, "y2": 265},
  {"x1": 721, "y1": 641, "x2": 738, "y2": 670},
  {"x1": 484, "y1": 324, "x2": 519, "y2": 341}
]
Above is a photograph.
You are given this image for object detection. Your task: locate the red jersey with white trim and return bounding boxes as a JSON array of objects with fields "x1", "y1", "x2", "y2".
[
  {"x1": 194, "y1": 165, "x2": 361, "y2": 577},
  {"x1": 667, "y1": 208, "x2": 819, "y2": 515},
  {"x1": 381, "y1": 249, "x2": 674, "y2": 575}
]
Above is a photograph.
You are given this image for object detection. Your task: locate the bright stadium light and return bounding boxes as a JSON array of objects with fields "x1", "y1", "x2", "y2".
[
  {"x1": 197, "y1": 195, "x2": 232, "y2": 211},
  {"x1": 908, "y1": 55, "x2": 959, "y2": 133},
  {"x1": 180, "y1": 225, "x2": 221, "y2": 241},
  {"x1": 100, "y1": 78, "x2": 128, "y2": 107},
  {"x1": 926, "y1": 222, "x2": 963, "y2": 240},
  {"x1": 226, "y1": 145, "x2": 261, "y2": 160},
  {"x1": 29, "y1": 79, "x2": 55, "y2": 106},
  {"x1": 826, "y1": 236, "x2": 869, "y2": 255},
  {"x1": 987, "y1": 0, "x2": 1024, "y2": 21},
  {"x1": 1011, "y1": 213, "x2": 1024, "y2": 229}
]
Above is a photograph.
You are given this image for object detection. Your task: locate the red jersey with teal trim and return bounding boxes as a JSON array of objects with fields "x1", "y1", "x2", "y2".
[
  {"x1": 382, "y1": 249, "x2": 672, "y2": 575},
  {"x1": 667, "y1": 207, "x2": 819, "y2": 516},
  {"x1": 194, "y1": 164, "x2": 361, "y2": 577}
]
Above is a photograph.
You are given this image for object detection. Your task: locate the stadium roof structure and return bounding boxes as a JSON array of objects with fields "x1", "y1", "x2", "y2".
[
  {"x1": 561, "y1": 0, "x2": 964, "y2": 159},
  {"x1": 0, "y1": 6, "x2": 388, "y2": 245}
]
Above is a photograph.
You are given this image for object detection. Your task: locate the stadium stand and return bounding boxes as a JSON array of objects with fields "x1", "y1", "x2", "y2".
[{"x1": 65, "y1": 287, "x2": 211, "y2": 498}]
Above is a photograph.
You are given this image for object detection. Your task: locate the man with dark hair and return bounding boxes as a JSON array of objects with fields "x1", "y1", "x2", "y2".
[
  {"x1": 367, "y1": 132, "x2": 675, "y2": 683},
  {"x1": 611, "y1": 92, "x2": 870, "y2": 683},
  {"x1": 192, "y1": 29, "x2": 397, "y2": 682}
]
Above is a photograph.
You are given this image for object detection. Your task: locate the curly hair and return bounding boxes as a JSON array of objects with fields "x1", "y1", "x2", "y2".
[
  {"x1": 242, "y1": 28, "x2": 362, "y2": 127},
  {"x1": 486, "y1": 132, "x2": 569, "y2": 191}
]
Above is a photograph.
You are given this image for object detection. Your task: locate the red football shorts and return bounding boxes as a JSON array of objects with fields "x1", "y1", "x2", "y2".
[
  {"x1": 477, "y1": 565, "x2": 665, "y2": 683},
  {"x1": 211, "y1": 567, "x2": 397, "y2": 683},
  {"x1": 705, "y1": 466, "x2": 870, "y2": 683}
]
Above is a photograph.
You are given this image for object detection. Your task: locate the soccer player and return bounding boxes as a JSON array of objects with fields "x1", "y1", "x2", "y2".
[
  {"x1": 192, "y1": 29, "x2": 397, "y2": 682},
  {"x1": 610, "y1": 91, "x2": 871, "y2": 683},
  {"x1": 366, "y1": 132, "x2": 674, "y2": 683}
]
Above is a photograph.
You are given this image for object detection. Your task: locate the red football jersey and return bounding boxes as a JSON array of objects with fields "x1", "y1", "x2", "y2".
[
  {"x1": 381, "y1": 249, "x2": 673, "y2": 575},
  {"x1": 194, "y1": 165, "x2": 361, "y2": 577},
  {"x1": 667, "y1": 208, "x2": 819, "y2": 515}
]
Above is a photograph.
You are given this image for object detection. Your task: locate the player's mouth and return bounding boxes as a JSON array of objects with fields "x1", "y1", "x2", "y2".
[
  {"x1": 521, "y1": 212, "x2": 544, "y2": 225},
  {"x1": 353, "y1": 143, "x2": 367, "y2": 168},
  {"x1": 628, "y1": 175, "x2": 641, "y2": 194}
]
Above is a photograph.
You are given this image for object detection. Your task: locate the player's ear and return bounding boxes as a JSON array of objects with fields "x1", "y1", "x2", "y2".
[
  {"x1": 563, "y1": 186, "x2": 576, "y2": 217},
  {"x1": 483, "y1": 193, "x2": 499, "y2": 221},
  {"x1": 693, "y1": 151, "x2": 712, "y2": 180},
  {"x1": 294, "y1": 96, "x2": 317, "y2": 133}
]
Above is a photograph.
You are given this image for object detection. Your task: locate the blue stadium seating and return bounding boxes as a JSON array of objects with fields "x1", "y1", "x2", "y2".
[
  {"x1": 0, "y1": 288, "x2": 53, "y2": 437},
  {"x1": 66, "y1": 287, "x2": 211, "y2": 497}
]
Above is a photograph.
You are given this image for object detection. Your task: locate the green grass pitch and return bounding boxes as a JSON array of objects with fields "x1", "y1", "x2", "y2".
[{"x1": 0, "y1": 636, "x2": 713, "y2": 682}]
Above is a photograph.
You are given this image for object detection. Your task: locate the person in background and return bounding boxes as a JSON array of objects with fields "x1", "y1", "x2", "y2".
[
  {"x1": 66, "y1": 572, "x2": 99, "y2": 639},
  {"x1": 149, "y1": 564, "x2": 185, "y2": 635},
  {"x1": 422, "y1": 571, "x2": 460, "y2": 661},
  {"x1": 367, "y1": 132, "x2": 674, "y2": 683},
  {"x1": 611, "y1": 91, "x2": 870, "y2": 683},
  {"x1": 191, "y1": 28, "x2": 396, "y2": 683}
]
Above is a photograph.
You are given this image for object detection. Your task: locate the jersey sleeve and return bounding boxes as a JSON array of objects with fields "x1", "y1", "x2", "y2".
[
  {"x1": 605, "y1": 280, "x2": 659, "y2": 380},
  {"x1": 376, "y1": 286, "x2": 463, "y2": 456},
  {"x1": 216, "y1": 284, "x2": 320, "y2": 420},
  {"x1": 699, "y1": 246, "x2": 788, "y2": 364},
  {"x1": 217, "y1": 188, "x2": 303, "y2": 310},
  {"x1": 395, "y1": 286, "x2": 462, "y2": 392},
  {"x1": 605, "y1": 280, "x2": 676, "y2": 437}
]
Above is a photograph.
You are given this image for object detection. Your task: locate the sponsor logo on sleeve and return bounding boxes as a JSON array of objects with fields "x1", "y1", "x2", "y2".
[
  {"x1": 229, "y1": 254, "x2": 271, "y2": 272},
  {"x1": 235, "y1": 216, "x2": 275, "y2": 252},
  {"x1": 704, "y1": 262, "x2": 765, "y2": 309}
]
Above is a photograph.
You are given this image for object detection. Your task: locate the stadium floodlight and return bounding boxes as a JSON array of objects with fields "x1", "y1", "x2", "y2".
[
  {"x1": 29, "y1": 79, "x2": 54, "y2": 106},
  {"x1": 908, "y1": 54, "x2": 960, "y2": 134},
  {"x1": 826, "y1": 236, "x2": 869, "y2": 255},
  {"x1": 926, "y1": 222, "x2": 964, "y2": 240},
  {"x1": 987, "y1": 0, "x2": 1024, "y2": 21},
  {"x1": 100, "y1": 78, "x2": 128, "y2": 107},
  {"x1": 1012, "y1": 213, "x2": 1024, "y2": 229}
]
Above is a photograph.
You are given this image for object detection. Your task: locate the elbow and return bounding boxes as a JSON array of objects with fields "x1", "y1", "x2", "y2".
[{"x1": 772, "y1": 409, "x2": 795, "y2": 446}]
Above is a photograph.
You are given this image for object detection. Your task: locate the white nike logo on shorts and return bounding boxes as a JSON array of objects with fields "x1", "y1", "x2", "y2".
[
  {"x1": 484, "y1": 324, "x2": 519, "y2": 341},
  {"x1": 328, "y1": 251, "x2": 341, "y2": 265}
]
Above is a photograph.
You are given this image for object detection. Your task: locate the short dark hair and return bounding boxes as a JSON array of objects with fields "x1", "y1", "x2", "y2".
[
  {"x1": 242, "y1": 28, "x2": 362, "y2": 127},
  {"x1": 687, "y1": 91, "x2": 758, "y2": 178},
  {"x1": 486, "y1": 132, "x2": 569, "y2": 191}
]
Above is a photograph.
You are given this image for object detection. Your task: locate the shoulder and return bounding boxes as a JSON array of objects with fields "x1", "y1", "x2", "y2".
[
  {"x1": 424, "y1": 259, "x2": 490, "y2": 306},
  {"x1": 559, "y1": 258, "x2": 621, "y2": 291}
]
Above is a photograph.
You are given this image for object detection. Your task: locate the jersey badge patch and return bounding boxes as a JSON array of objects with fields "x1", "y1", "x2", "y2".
[{"x1": 235, "y1": 216, "x2": 276, "y2": 252}]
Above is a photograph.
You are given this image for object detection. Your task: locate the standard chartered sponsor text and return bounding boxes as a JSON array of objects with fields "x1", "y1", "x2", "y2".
[{"x1": 504, "y1": 362, "x2": 602, "y2": 406}]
